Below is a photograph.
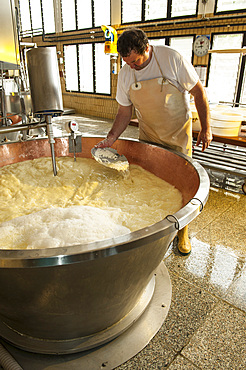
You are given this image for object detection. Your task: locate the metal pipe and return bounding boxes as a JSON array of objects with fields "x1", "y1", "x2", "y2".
[
  {"x1": 46, "y1": 115, "x2": 57, "y2": 176},
  {"x1": 0, "y1": 122, "x2": 47, "y2": 134}
]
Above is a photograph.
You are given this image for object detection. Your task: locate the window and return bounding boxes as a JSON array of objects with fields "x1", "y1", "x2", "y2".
[
  {"x1": 20, "y1": 0, "x2": 111, "y2": 36},
  {"x1": 64, "y1": 43, "x2": 111, "y2": 95},
  {"x1": 170, "y1": 36, "x2": 193, "y2": 62},
  {"x1": 207, "y1": 34, "x2": 243, "y2": 104},
  {"x1": 42, "y1": 0, "x2": 55, "y2": 34},
  {"x1": 19, "y1": 0, "x2": 55, "y2": 36},
  {"x1": 215, "y1": 0, "x2": 246, "y2": 13},
  {"x1": 77, "y1": 0, "x2": 92, "y2": 29},
  {"x1": 61, "y1": 0, "x2": 76, "y2": 32},
  {"x1": 122, "y1": 0, "x2": 142, "y2": 23},
  {"x1": 74, "y1": 0, "x2": 111, "y2": 29},
  {"x1": 149, "y1": 37, "x2": 193, "y2": 62},
  {"x1": 19, "y1": 0, "x2": 31, "y2": 36},
  {"x1": 95, "y1": 43, "x2": 110, "y2": 94},
  {"x1": 171, "y1": 0, "x2": 197, "y2": 17},
  {"x1": 145, "y1": 0, "x2": 167, "y2": 21},
  {"x1": 79, "y1": 44, "x2": 94, "y2": 93},
  {"x1": 122, "y1": 0, "x2": 198, "y2": 23},
  {"x1": 64, "y1": 45, "x2": 78, "y2": 91},
  {"x1": 149, "y1": 38, "x2": 166, "y2": 46},
  {"x1": 30, "y1": 0, "x2": 43, "y2": 33},
  {"x1": 93, "y1": 0, "x2": 110, "y2": 28}
]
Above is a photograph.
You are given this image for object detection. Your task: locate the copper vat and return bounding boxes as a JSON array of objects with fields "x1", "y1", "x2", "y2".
[{"x1": 0, "y1": 137, "x2": 209, "y2": 354}]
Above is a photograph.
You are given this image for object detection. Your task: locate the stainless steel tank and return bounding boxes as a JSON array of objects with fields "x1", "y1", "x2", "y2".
[
  {"x1": 5, "y1": 92, "x2": 32, "y2": 116},
  {"x1": 26, "y1": 47, "x2": 63, "y2": 115},
  {"x1": 0, "y1": 137, "x2": 209, "y2": 354}
]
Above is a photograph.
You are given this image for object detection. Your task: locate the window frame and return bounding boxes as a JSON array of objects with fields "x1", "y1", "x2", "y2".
[
  {"x1": 19, "y1": 0, "x2": 56, "y2": 37},
  {"x1": 63, "y1": 41, "x2": 111, "y2": 96},
  {"x1": 169, "y1": 34, "x2": 195, "y2": 63},
  {"x1": 121, "y1": 0, "x2": 199, "y2": 25},
  {"x1": 206, "y1": 31, "x2": 246, "y2": 105},
  {"x1": 214, "y1": 0, "x2": 246, "y2": 16},
  {"x1": 61, "y1": 0, "x2": 111, "y2": 32}
]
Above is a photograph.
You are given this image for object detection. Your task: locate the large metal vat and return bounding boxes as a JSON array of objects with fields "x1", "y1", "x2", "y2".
[{"x1": 0, "y1": 136, "x2": 209, "y2": 355}]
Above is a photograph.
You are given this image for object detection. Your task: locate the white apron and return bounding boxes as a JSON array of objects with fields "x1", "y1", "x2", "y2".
[{"x1": 129, "y1": 51, "x2": 192, "y2": 156}]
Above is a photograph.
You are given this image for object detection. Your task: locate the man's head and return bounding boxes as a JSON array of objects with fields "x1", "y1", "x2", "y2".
[
  {"x1": 117, "y1": 28, "x2": 151, "y2": 70},
  {"x1": 117, "y1": 28, "x2": 149, "y2": 57}
]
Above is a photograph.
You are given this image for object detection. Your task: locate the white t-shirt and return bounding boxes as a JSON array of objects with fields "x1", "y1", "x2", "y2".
[{"x1": 116, "y1": 45, "x2": 199, "y2": 107}]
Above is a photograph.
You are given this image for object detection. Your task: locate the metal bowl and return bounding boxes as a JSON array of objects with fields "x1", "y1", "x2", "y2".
[{"x1": 0, "y1": 136, "x2": 209, "y2": 354}]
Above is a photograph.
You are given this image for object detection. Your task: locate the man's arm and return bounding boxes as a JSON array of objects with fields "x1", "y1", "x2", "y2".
[
  {"x1": 96, "y1": 104, "x2": 133, "y2": 148},
  {"x1": 190, "y1": 80, "x2": 213, "y2": 152}
]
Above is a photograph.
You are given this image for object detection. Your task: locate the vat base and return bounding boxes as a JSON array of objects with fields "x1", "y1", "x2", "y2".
[{"x1": 0, "y1": 262, "x2": 171, "y2": 369}]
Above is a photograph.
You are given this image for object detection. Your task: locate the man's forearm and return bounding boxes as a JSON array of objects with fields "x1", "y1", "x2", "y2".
[
  {"x1": 190, "y1": 81, "x2": 212, "y2": 151},
  {"x1": 96, "y1": 104, "x2": 133, "y2": 148},
  {"x1": 107, "y1": 105, "x2": 133, "y2": 141}
]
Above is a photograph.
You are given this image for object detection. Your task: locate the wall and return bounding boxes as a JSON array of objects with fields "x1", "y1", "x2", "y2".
[{"x1": 21, "y1": 1, "x2": 246, "y2": 120}]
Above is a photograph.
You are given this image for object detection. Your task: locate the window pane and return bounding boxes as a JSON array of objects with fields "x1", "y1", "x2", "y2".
[
  {"x1": 30, "y1": 0, "x2": 42, "y2": 32},
  {"x1": 94, "y1": 0, "x2": 110, "y2": 27},
  {"x1": 79, "y1": 44, "x2": 94, "y2": 93},
  {"x1": 95, "y1": 43, "x2": 110, "y2": 94},
  {"x1": 42, "y1": 0, "x2": 55, "y2": 34},
  {"x1": 145, "y1": 0, "x2": 167, "y2": 20},
  {"x1": 77, "y1": 0, "x2": 92, "y2": 29},
  {"x1": 207, "y1": 34, "x2": 243, "y2": 103},
  {"x1": 122, "y1": 0, "x2": 142, "y2": 23},
  {"x1": 64, "y1": 45, "x2": 78, "y2": 91},
  {"x1": 149, "y1": 38, "x2": 166, "y2": 46},
  {"x1": 216, "y1": 0, "x2": 246, "y2": 12},
  {"x1": 61, "y1": 0, "x2": 76, "y2": 31},
  {"x1": 170, "y1": 36, "x2": 193, "y2": 62},
  {"x1": 19, "y1": 0, "x2": 31, "y2": 33},
  {"x1": 171, "y1": 0, "x2": 197, "y2": 17}
]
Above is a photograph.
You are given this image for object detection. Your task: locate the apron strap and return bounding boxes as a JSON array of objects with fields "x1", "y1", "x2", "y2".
[
  {"x1": 133, "y1": 46, "x2": 167, "y2": 88},
  {"x1": 152, "y1": 48, "x2": 165, "y2": 80},
  {"x1": 153, "y1": 47, "x2": 180, "y2": 91}
]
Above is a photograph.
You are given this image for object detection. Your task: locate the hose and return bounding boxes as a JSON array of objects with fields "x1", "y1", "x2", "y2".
[{"x1": 0, "y1": 343, "x2": 23, "y2": 370}]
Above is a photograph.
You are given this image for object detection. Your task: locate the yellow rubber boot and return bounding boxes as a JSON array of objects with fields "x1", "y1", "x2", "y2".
[{"x1": 177, "y1": 225, "x2": 191, "y2": 255}]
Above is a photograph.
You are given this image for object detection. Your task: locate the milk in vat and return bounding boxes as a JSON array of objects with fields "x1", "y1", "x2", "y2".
[{"x1": 0, "y1": 157, "x2": 182, "y2": 250}]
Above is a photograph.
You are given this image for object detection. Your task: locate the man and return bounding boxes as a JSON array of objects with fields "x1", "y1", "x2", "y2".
[{"x1": 96, "y1": 28, "x2": 212, "y2": 255}]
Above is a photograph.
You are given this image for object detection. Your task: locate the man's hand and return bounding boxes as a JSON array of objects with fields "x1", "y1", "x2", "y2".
[
  {"x1": 196, "y1": 128, "x2": 213, "y2": 152},
  {"x1": 95, "y1": 134, "x2": 116, "y2": 148}
]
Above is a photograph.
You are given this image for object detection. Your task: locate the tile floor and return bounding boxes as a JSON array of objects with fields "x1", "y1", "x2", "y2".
[
  {"x1": 55, "y1": 114, "x2": 246, "y2": 369},
  {"x1": 1, "y1": 114, "x2": 245, "y2": 369}
]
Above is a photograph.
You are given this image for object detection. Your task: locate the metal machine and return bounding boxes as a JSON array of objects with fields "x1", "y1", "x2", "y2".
[
  {"x1": 0, "y1": 46, "x2": 64, "y2": 176},
  {"x1": 0, "y1": 1, "x2": 64, "y2": 176}
]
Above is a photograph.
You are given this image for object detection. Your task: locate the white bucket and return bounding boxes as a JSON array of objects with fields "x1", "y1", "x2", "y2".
[
  {"x1": 210, "y1": 126, "x2": 241, "y2": 137},
  {"x1": 210, "y1": 110, "x2": 243, "y2": 137}
]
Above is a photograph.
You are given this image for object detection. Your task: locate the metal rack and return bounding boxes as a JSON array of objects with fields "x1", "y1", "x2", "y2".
[{"x1": 192, "y1": 139, "x2": 246, "y2": 194}]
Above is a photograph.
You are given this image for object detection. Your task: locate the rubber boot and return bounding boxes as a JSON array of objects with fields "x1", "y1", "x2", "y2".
[{"x1": 177, "y1": 225, "x2": 191, "y2": 255}]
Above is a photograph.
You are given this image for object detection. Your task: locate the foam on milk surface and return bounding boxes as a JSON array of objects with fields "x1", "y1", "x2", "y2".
[{"x1": 0, "y1": 157, "x2": 182, "y2": 249}]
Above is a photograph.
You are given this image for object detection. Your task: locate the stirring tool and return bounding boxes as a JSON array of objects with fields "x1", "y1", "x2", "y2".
[{"x1": 91, "y1": 147, "x2": 129, "y2": 172}]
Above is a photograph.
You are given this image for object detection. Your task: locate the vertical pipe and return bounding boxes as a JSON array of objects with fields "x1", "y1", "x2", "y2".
[{"x1": 46, "y1": 115, "x2": 57, "y2": 176}]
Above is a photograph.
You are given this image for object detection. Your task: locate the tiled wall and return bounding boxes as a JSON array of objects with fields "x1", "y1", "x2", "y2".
[{"x1": 23, "y1": 12, "x2": 246, "y2": 120}]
